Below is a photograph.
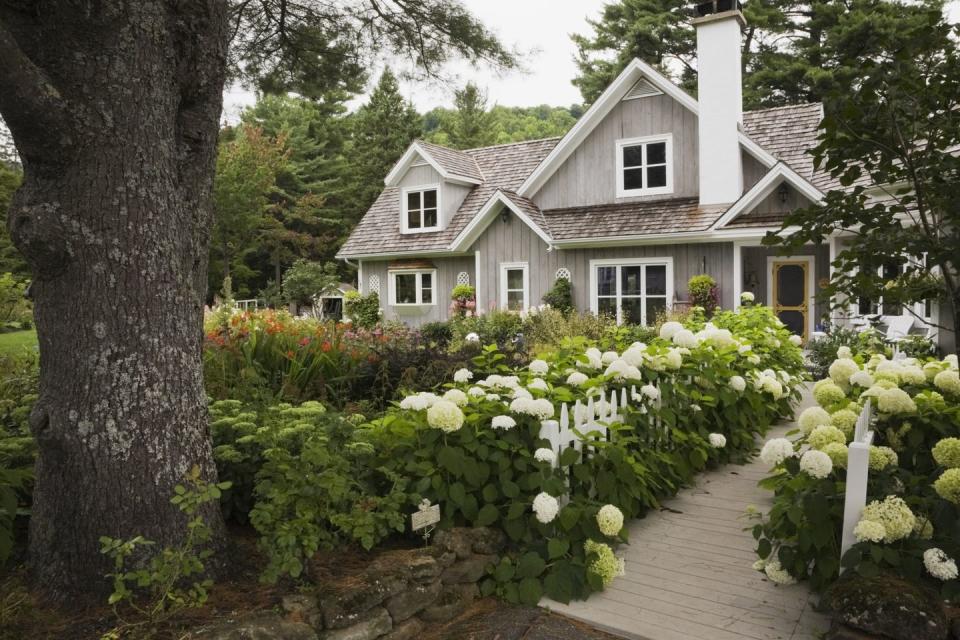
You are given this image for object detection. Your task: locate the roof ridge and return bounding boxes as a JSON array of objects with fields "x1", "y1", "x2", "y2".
[
  {"x1": 463, "y1": 136, "x2": 562, "y2": 153},
  {"x1": 744, "y1": 102, "x2": 822, "y2": 116}
]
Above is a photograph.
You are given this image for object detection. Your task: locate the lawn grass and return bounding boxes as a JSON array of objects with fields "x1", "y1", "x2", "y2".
[{"x1": 0, "y1": 329, "x2": 38, "y2": 354}]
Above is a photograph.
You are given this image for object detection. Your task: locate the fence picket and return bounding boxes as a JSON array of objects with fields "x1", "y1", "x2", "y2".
[{"x1": 840, "y1": 399, "x2": 874, "y2": 564}]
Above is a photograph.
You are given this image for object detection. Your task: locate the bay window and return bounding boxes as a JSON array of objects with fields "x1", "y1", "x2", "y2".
[{"x1": 591, "y1": 258, "x2": 673, "y2": 325}]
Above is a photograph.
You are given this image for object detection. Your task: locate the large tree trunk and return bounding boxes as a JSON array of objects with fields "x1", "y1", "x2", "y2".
[{"x1": 0, "y1": 1, "x2": 229, "y2": 601}]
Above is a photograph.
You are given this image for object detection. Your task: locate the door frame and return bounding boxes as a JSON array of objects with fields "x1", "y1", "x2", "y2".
[{"x1": 766, "y1": 255, "x2": 815, "y2": 340}]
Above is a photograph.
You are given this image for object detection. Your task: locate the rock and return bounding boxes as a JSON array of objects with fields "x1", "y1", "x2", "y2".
[
  {"x1": 419, "y1": 584, "x2": 478, "y2": 623},
  {"x1": 319, "y1": 607, "x2": 391, "y2": 640},
  {"x1": 283, "y1": 594, "x2": 323, "y2": 630},
  {"x1": 366, "y1": 549, "x2": 440, "y2": 584},
  {"x1": 188, "y1": 613, "x2": 318, "y2": 640},
  {"x1": 470, "y1": 527, "x2": 506, "y2": 555},
  {"x1": 381, "y1": 618, "x2": 423, "y2": 640},
  {"x1": 825, "y1": 621, "x2": 881, "y2": 640},
  {"x1": 432, "y1": 528, "x2": 474, "y2": 560},
  {"x1": 441, "y1": 554, "x2": 497, "y2": 584},
  {"x1": 824, "y1": 573, "x2": 948, "y2": 640},
  {"x1": 385, "y1": 580, "x2": 442, "y2": 622},
  {"x1": 321, "y1": 575, "x2": 407, "y2": 629}
]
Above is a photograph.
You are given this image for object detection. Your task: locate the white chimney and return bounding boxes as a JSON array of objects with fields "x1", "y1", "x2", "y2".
[{"x1": 693, "y1": 2, "x2": 745, "y2": 205}]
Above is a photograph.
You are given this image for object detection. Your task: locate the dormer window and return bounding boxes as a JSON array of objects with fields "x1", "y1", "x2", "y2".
[
  {"x1": 616, "y1": 134, "x2": 673, "y2": 198},
  {"x1": 402, "y1": 185, "x2": 440, "y2": 233}
]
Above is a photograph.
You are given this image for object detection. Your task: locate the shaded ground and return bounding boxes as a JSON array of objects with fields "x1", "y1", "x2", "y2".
[{"x1": 421, "y1": 598, "x2": 621, "y2": 640}]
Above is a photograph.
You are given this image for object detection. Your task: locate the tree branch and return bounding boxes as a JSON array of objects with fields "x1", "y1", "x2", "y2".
[{"x1": 0, "y1": 17, "x2": 72, "y2": 164}]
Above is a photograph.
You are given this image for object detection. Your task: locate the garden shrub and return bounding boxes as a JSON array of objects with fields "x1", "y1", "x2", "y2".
[
  {"x1": 344, "y1": 290, "x2": 381, "y2": 329},
  {"x1": 281, "y1": 259, "x2": 340, "y2": 307},
  {"x1": 752, "y1": 349, "x2": 960, "y2": 599},
  {"x1": 522, "y1": 308, "x2": 614, "y2": 353},
  {"x1": 449, "y1": 309, "x2": 525, "y2": 358},
  {"x1": 364, "y1": 308, "x2": 805, "y2": 604},
  {"x1": 0, "y1": 352, "x2": 37, "y2": 567},
  {"x1": 542, "y1": 278, "x2": 574, "y2": 314},
  {"x1": 449, "y1": 284, "x2": 476, "y2": 317},
  {"x1": 419, "y1": 321, "x2": 453, "y2": 349},
  {"x1": 0, "y1": 273, "x2": 31, "y2": 331},
  {"x1": 688, "y1": 274, "x2": 719, "y2": 317}
]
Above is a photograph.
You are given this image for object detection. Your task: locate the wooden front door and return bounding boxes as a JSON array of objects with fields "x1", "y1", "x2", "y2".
[{"x1": 772, "y1": 260, "x2": 808, "y2": 341}]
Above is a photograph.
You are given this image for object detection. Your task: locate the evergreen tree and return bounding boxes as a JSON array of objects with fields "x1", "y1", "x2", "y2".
[
  {"x1": 0, "y1": 160, "x2": 27, "y2": 276},
  {"x1": 348, "y1": 69, "x2": 422, "y2": 216},
  {"x1": 571, "y1": 0, "x2": 944, "y2": 108},
  {"x1": 448, "y1": 83, "x2": 497, "y2": 149}
]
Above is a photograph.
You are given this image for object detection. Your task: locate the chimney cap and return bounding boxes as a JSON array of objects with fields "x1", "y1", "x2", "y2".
[{"x1": 692, "y1": 1, "x2": 746, "y2": 27}]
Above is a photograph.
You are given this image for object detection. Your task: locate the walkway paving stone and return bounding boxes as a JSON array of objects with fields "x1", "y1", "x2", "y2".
[{"x1": 542, "y1": 388, "x2": 831, "y2": 640}]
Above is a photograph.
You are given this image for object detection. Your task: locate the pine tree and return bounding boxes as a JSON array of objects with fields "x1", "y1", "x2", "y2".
[
  {"x1": 348, "y1": 69, "x2": 422, "y2": 216},
  {"x1": 448, "y1": 83, "x2": 497, "y2": 150}
]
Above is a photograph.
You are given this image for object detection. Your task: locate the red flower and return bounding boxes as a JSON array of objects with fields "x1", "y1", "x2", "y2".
[
  {"x1": 299, "y1": 337, "x2": 310, "y2": 347},
  {"x1": 321, "y1": 341, "x2": 332, "y2": 352}
]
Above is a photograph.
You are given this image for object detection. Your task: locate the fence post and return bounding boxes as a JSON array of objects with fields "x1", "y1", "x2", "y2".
[{"x1": 840, "y1": 399, "x2": 874, "y2": 565}]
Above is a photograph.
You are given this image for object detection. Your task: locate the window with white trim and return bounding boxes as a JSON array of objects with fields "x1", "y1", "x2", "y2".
[
  {"x1": 499, "y1": 262, "x2": 529, "y2": 312},
  {"x1": 858, "y1": 255, "x2": 934, "y2": 323},
  {"x1": 592, "y1": 258, "x2": 672, "y2": 325},
  {"x1": 402, "y1": 186, "x2": 440, "y2": 232},
  {"x1": 615, "y1": 134, "x2": 673, "y2": 198},
  {"x1": 389, "y1": 269, "x2": 435, "y2": 305}
]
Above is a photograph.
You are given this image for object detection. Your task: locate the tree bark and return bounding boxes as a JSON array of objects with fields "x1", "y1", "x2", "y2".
[{"x1": 0, "y1": 1, "x2": 229, "y2": 601}]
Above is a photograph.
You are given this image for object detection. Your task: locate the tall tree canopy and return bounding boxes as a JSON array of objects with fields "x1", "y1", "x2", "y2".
[
  {"x1": 0, "y1": 160, "x2": 25, "y2": 276},
  {"x1": 424, "y1": 103, "x2": 579, "y2": 147},
  {"x1": 766, "y1": 7, "x2": 960, "y2": 353},
  {"x1": 571, "y1": 0, "x2": 946, "y2": 108},
  {"x1": 0, "y1": 0, "x2": 515, "y2": 601},
  {"x1": 446, "y1": 82, "x2": 498, "y2": 149}
]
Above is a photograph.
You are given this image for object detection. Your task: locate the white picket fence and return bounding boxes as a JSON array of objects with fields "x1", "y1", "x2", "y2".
[
  {"x1": 234, "y1": 298, "x2": 260, "y2": 311},
  {"x1": 840, "y1": 398, "x2": 874, "y2": 564}
]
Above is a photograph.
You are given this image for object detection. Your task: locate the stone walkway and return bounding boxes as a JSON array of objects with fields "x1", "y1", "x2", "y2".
[{"x1": 542, "y1": 389, "x2": 831, "y2": 640}]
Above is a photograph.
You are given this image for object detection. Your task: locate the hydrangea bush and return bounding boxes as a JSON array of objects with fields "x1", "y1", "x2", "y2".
[
  {"x1": 752, "y1": 349, "x2": 960, "y2": 598},
  {"x1": 365, "y1": 306, "x2": 805, "y2": 604}
]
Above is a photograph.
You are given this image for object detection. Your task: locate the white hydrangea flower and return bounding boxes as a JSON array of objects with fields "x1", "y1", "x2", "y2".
[
  {"x1": 690, "y1": 404, "x2": 701, "y2": 412},
  {"x1": 532, "y1": 492, "x2": 560, "y2": 524},
  {"x1": 485, "y1": 393, "x2": 500, "y2": 402},
  {"x1": 453, "y1": 368, "x2": 473, "y2": 383},
  {"x1": 465, "y1": 332, "x2": 480, "y2": 342},
  {"x1": 596, "y1": 504, "x2": 624, "y2": 537},
  {"x1": 935, "y1": 370, "x2": 960, "y2": 395},
  {"x1": 748, "y1": 354, "x2": 761, "y2": 365},
  {"x1": 853, "y1": 520, "x2": 886, "y2": 543},
  {"x1": 491, "y1": 415, "x2": 516, "y2": 430},
  {"x1": 468, "y1": 386, "x2": 485, "y2": 397},
  {"x1": 672, "y1": 329, "x2": 699, "y2": 349},
  {"x1": 566, "y1": 371, "x2": 589, "y2": 386},
  {"x1": 510, "y1": 397, "x2": 554, "y2": 420},
  {"x1": 529, "y1": 359, "x2": 549, "y2": 375},
  {"x1": 798, "y1": 406, "x2": 832, "y2": 434},
  {"x1": 528, "y1": 378, "x2": 549, "y2": 392},
  {"x1": 761, "y1": 376, "x2": 784, "y2": 399},
  {"x1": 601, "y1": 350, "x2": 619, "y2": 365},
  {"x1": 849, "y1": 370, "x2": 874, "y2": 388},
  {"x1": 829, "y1": 358, "x2": 860, "y2": 386},
  {"x1": 659, "y1": 321, "x2": 684, "y2": 340},
  {"x1": 426, "y1": 400, "x2": 465, "y2": 432},
  {"x1": 837, "y1": 346, "x2": 853, "y2": 359},
  {"x1": 923, "y1": 548, "x2": 959, "y2": 581},
  {"x1": 799, "y1": 449, "x2": 833, "y2": 479},
  {"x1": 583, "y1": 347, "x2": 603, "y2": 369},
  {"x1": 789, "y1": 335, "x2": 803, "y2": 346},
  {"x1": 764, "y1": 560, "x2": 796, "y2": 585},
  {"x1": 640, "y1": 384, "x2": 659, "y2": 401},
  {"x1": 740, "y1": 291, "x2": 755, "y2": 303},
  {"x1": 512, "y1": 387, "x2": 533, "y2": 400},
  {"x1": 534, "y1": 448, "x2": 556, "y2": 464},
  {"x1": 399, "y1": 392, "x2": 441, "y2": 411},
  {"x1": 709, "y1": 433, "x2": 727, "y2": 448},
  {"x1": 604, "y1": 359, "x2": 629, "y2": 380},
  {"x1": 738, "y1": 343, "x2": 752, "y2": 354},
  {"x1": 621, "y1": 346, "x2": 645, "y2": 367},
  {"x1": 760, "y1": 438, "x2": 796, "y2": 466},
  {"x1": 442, "y1": 389, "x2": 468, "y2": 407},
  {"x1": 665, "y1": 348, "x2": 683, "y2": 369},
  {"x1": 729, "y1": 375, "x2": 746, "y2": 393}
]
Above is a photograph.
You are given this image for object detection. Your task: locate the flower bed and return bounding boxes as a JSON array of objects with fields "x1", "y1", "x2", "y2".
[
  {"x1": 752, "y1": 348, "x2": 960, "y2": 599},
  {"x1": 357, "y1": 306, "x2": 805, "y2": 605}
]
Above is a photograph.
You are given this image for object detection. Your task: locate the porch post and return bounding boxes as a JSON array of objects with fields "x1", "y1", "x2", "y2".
[
  {"x1": 732, "y1": 241, "x2": 743, "y2": 310},
  {"x1": 474, "y1": 250, "x2": 482, "y2": 313}
]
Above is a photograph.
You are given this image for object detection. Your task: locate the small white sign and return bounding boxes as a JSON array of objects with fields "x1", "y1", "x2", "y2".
[{"x1": 411, "y1": 503, "x2": 440, "y2": 531}]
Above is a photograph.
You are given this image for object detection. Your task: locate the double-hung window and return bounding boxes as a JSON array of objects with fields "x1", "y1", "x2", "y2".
[
  {"x1": 389, "y1": 270, "x2": 435, "y2": 305},
  {"x1": 402, "y1": 186, "x2": 440, "y2": 232},
  {"x1": 616, "y1": 134, "x2": 673, "y2": 197},
  {"x1": 499, "y1": 262, "x2": 529, "y2": 312},
  {"x1": 591, "y1": 258, "x2": 672, "y2": 325}
]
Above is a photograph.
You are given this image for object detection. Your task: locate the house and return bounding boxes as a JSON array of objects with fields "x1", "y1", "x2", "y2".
[{"x1": 337, "y1": 2, "x2": 947, "y2": 350}]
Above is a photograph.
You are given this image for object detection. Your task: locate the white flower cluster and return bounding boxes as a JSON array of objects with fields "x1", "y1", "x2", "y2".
[
  {"x1": 582, "y1": 347, "x2": 603, "y2": 369},
  {"x1": 760, "y1": 438, "x2": 796, "y2": 467},
  {"x1": 453, "y1": 368, "x2": 473, "y2": 383},
  {"x1": 659, "y1": 321, "x2": 684, "y2": 340},
  {"x1": 708, "y1": 433, "x2": 727, "y2": 448},
  {"x1": 740, "y1": 291, "x2": 755, "y2": 302},
  {"x1": 923, "y1": 548, "x2": 959, "y2": 581},
  {"x1": 829, "y1": 358, "x2": 859, "y2": 386},
  {"x1": 529, "y1": 359, "x2": 549, "y2": 375},
  {"x1": 534, "y1": 448, "x2": 556, "y2": 464},
  {"x1": 672, "y1": 329, "x2": 699, "y2": 349},
  {"x1": 788, "y1": 335, "x2": 803, "y2": 346},
  {"x1": 729, "y1": 375, "x2": 746, "y2": 393},
  {"x1": 426, "y1": 400, "x2": 464, "y2": 432},
  {"x1": 510, "y1": 397, "x2": 555, "y2": 420},
  {"x1": 566, "y1": 371, "x2": 589, "y2": 386},
  {"x1": 479, "y1": 374, "x2": 520, "y2": 391},
  {"x1": 763, "y1": 559, "x2": 796, "y2": 585},
  {"x1": 399, "y1": 392, "x2": 441, "y2": 410},
  {"x1": 528, "y1": 378, "x2": 549, "y2": 391},
  {"x1": 799, "y1": 449, "x2": 833, "y2": 479},
  {"x1": 797, "y1": 406, "x2": 831, "y2": 435},
  {"x1": 596, "y1": 504, "x2": 624, "y2": 537},
  {"x1": 491, "y1": 415, "x2": 516, "y2": 430},
  {"x1": 443, "y1": 388, "x2": 468, "y2": 407},
  {"x1": 532, "y1": 492, "x2": 559, "y2": 524},
  {"x1": 858, "y1": 496, "x2": 916, "y2": 543}
]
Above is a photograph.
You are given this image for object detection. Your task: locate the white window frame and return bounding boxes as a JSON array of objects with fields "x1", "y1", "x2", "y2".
[
  {"x1": 589, "y1": 257, "x2": 674, "y2": 325},
  {"x1": 499, "y1": 262, "x2": 529, "y2": 312},
  {"x1": 388, "y1": 269, "x2": 437, "y2": 306},
  {"x1": 400, "y1": 184, "x2": 441, "y2": 234},
  {"x1": 615, "y1": 133, "x2": 673, "y2": 198},
  {"x1": 857, "y1": 254, "x2": 935, "y2": 325}
]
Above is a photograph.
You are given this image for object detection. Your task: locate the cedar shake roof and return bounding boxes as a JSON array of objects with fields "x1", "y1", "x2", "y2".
[
  {"x1": 338, "y1": 102, "x2": 830, "y2": 257},
  {"x1": 722, "y1": 210, "x2": 790, "y2": 229},
  {"x1": 542, "y1": 198, "x2": 728, "y2": 240},
  {"x1": 337, "y1": 138, "x2": 559, "y2": 257},
  {"x1": 416, "y1": 140, "x2": 484, "y2": 182}
]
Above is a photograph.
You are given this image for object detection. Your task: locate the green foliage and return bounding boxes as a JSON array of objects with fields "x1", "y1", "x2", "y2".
[
  {"x1": 542, "y1": 278, "x2": 574, "y2": 315},
  {"x1": 687, "y1": 275, "x2": 719, "y2": 317},
  {"x1": 898, "y1": 334, "x2": 938, "y2": 359},
  {"x1": 282, "y1": 260, "x2": 340, "y2": 306},
  {"x1": 424, "y1": 104, "x2": 579, "y2": 147},
  {"x1": 0, "y1": 273, "x2": 30, "y2": 331},
  {"x1": 808, "y1": 326, "x2": 862, "y2": 379},
  {"x1": 445, "y1": 83, "x2": 497, "y2": 150},
  {"x1": 344, "y1": 290, "x2": 381, "y2": 329},
  {"x1": 0, "y1": 350, "x2": 36, "y2": 567},
  {"x1": 451, "y1": 284, "x2": 475, "y2": 301},
  {"x1": 449, "y1": 310, "x2": 524, "y2": 356},
  {"x1": 570, "y1": 0, "x2": 944, "y2": 108},
  {"x1": 522, "y1": 309, "x2": 614, "y2": 354},
  {"x1": 0, "y1": 163, "x2": 27, "y2": 277},
  {"x1": 419, "y1": 321, "x2": 453, "y2": 350},
  {"x1": 99, "y1": 466, "x2": 229, "y2": 636},
  {"x1": 765, "y1": 9, "x2": 960, "y2": 354}
]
